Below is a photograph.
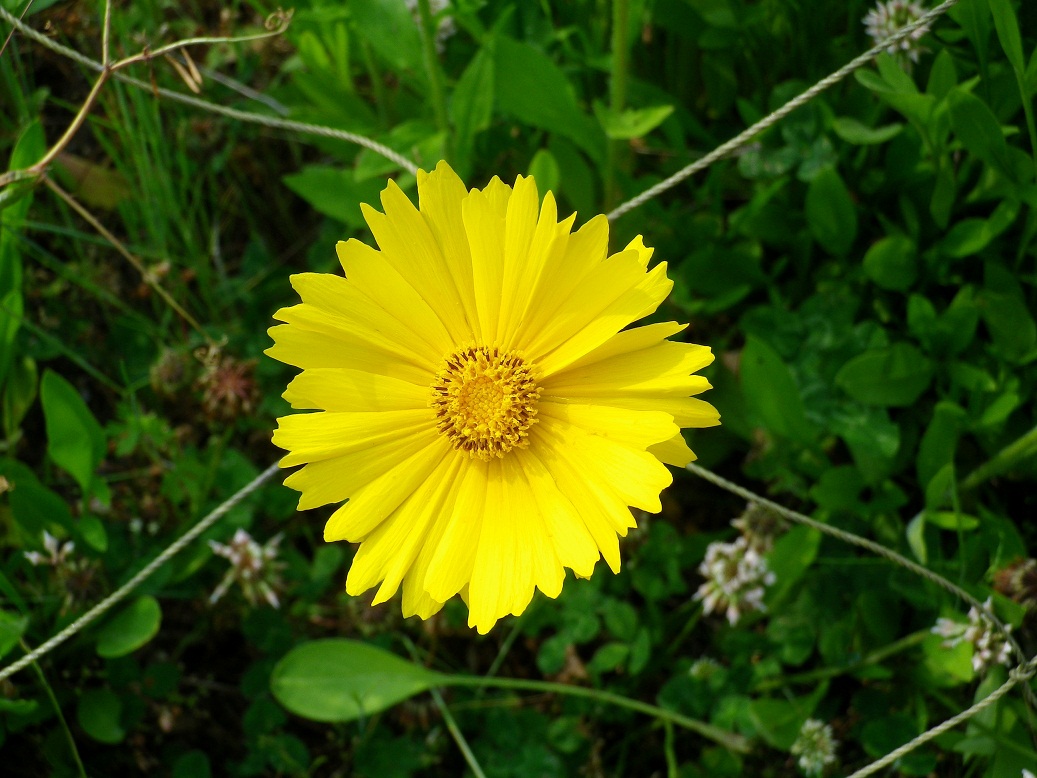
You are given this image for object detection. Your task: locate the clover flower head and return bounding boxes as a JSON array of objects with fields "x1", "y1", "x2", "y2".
[
  {"x1": 791, "y1": 719, "x2": 838, "y2": 776},
  {"x1": 932, "y1": 597, "x2": 1013, "y2": 674},
  {"x1": 209, "y1": 529, "x2": 285, "y2": 608},
  {"x1": 694, "y1": 536, "x2": 775, "y2": 625},
  {"x1": 731, "y1": 501, "x2": 784, "y2": 553},
  {"x1": 863, "y1": 0, "x2": 931, "y2": 64},
  {"x1": 24, "y1": 530, "x2": 75, "y2": 568}
]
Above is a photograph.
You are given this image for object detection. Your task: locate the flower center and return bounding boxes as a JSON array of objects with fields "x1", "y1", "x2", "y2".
[{"x1": 430, "y1": 345, "x2": 541, "y2": 460}]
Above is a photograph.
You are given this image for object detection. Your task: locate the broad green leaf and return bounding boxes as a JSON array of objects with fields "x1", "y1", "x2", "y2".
[
  {"x1": 2, "y1": 355, "x2": 37, "y2": 440},
  {"x1": 925, "y1": 511, "x2": 979, "y2": 531},
  {"x1": 835, "y1": 343, "x2": 933, "y2": 407},
  {"x1": 948, "y1": 89, "x2": 1014, "y2": 180},
  {"x1": 494, "y1": 36, "x2": 605, "y2": 163},
  {"x1": 926, "y1": 50, "x2": 958, "y2": 99},
  {"x1": 917, "y1": 401, "x2": 966, "y2": 487},
  {"x1": 96, "y1": 596, "x2": 162, "y2": 658},
  {"x1": 829, "y1": 407, "x2": 900, "y2": 484},
  {"x1": 79, "y1": 515, "x2": 108, "y2": 552},
  {"x1": 831, "y1": 117, "x2": 903, "y2": 145},
  {"x1": 929, "y1": 164, "x2": 956, "y2": 229},
  {"x1": 450, "y1": 47, "x2": 495, "y2": 176},
  {"x1": 862, "y1": 235, "x2": 916, "y2": 291},
  {"x1": 283, "y1": 166, "x2": 384, "y2": 233},
  {"x1": 40, "y1": 370, "x2": 105, "y2": 496},
  {"x1": 939, "y1": 199, "x2": 1019, "y2": 257},
  {"x1": 0, "y1": 609, "x2": 28, "y2": 660},
  {"x1": 987, "y1": 0, "x2": 1024, "y2": 73},
  {"x1": 271, "y1": 639, "x2": 445, "y2": 723},
  {"x1": 949, "y1": 0, "x2": 992, "y2": 66},
  {"x1": 979, "y1": 263, "x2": 1037, "y2": 362},
  {"x1": 906, "y1": 512, "x2": 928, "y2": 564},
  {"x1": 805, "y1": 167, "x2": 857, "y2": 256},
  {"x1": 740, "y1": 336, "x2": 815, "y2": 444},
  {"x1": 77, "y1": 689, "x2": 125, "y2": 744},
  {"x1": 527, "y1": 148, "x2": 560, "y2": 195},
  {"x1": 348, "y1": 0, "x2": 423, "y2": 72},
  {"x1": 592, "y1": 102, "x2": 674, "y2": 140},
  {"x1": 767, "y1": 526, "x2": 820, "y2": 594}
]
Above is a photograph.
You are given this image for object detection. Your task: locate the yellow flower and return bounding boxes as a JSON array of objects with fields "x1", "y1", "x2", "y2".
[{"x1": 267, "y1": 162, "x2": 719, "y2": 633}]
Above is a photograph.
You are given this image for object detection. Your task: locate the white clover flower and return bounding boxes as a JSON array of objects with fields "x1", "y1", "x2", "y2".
[
  {"x1": 209, "y1": 529, "x2": 285, "y2": 609},
  {"x1": 1021, "y1": 770, "x2": 1035, "y2": 778},
  {"x1": 863, "y1": 0, "x2": 931, "y2": 64},
  {"x1": 791, "y1": 719, "x2": 838, "y2": 776},
  {"x1": 24, "y1": 530, "x2": 75, "y2": 568},
  {"x1": 694, "y1": 536, "x2": 776, "y2": 625},
  {"x1": 932, "y1": 598, "x2": 1013, "y2": 674}
]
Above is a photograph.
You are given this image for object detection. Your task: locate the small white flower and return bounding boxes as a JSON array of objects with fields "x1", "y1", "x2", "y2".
[
  {"x1": 405, "y1": 0, "x2": 455, "y2": 53},
  {"x1": 24, "y1": 530, "x2": 75, "y2": 568},
  {"x1": 863, "y1": 0, "x2": 931, "y2": 64},
  {"x1": 209, "y1": 529, "x2": 285, "y2": 608},
  {"x1": 931, "y1": 598, "x2": 1013, "y2": 674},
  {"x1": 791, "y1": 719, "x2": 838, "y2": 776},
  {"x1": 1021, "y1": 769, "x2": 1035, "y2": 778},
  {"x1": 694, "y1": 536, "x2": 776, "y2": 625}
]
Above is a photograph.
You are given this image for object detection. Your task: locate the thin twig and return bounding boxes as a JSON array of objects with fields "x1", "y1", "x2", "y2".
[
  {"x1": 607, "y1": 0, "x2": 960, "y2": 221},
  {"x1": 0, "y1": 463, "x2": 280, "y2": 684}
]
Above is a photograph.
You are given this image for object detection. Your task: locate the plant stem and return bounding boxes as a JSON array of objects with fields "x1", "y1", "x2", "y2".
[
  {"x1": 444, "y1": 674, "x2": 749, "y2": 753},
  {"x1": 417, "y1": 0, "x2": 451, "y2": 159},
  {"x1": 430, "y1": 688, "x2": 488, "y2": 778},
  {"x1": 960, "y1": 424, "x2": 1037, "y2": 492},
  {"x1": 753, "y1": 630, "x2": 929, "y2": 692},
  {"x1": 605, "y1": 0, "x2": 631, "y2": 209},
  {"x1": 20, "y1": 639, "x2": 87, "y2": 778}
]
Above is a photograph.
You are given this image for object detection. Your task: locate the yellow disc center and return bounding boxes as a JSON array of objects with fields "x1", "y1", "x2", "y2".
[{"x1": 431, "y1": 345, "x2": 540, "y2": 460}]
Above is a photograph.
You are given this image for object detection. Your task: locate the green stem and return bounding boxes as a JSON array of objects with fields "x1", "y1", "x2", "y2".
[
  {"x1": 444, "y1": 674, "x2": 749, "y2": 753},
  {"x1": 960, "y1": 424, "x2": 1037, "y2": 492},
  {"x1": 753, "y1": 630, "x2": 929, "y2": 693},
  {"x1": 430, "y1": 688, "x2": 488, "y2": 778},
  {"x1": 604, "y1": 0, "x2": 631, "y2": 209},
  {"x1": 417, "y1": 0, "x2": 451, "y2": 159},
  {"x1": 359, "y1": 39, "x2": 390, "y2": 128},
  {"x1": 20, "y1": 639, "x2": 87, "y2": 778}
]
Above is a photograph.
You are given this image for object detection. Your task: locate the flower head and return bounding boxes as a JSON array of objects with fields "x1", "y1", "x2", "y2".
[
  {"x1": 932, "y1": 597, "x2": 1013, "y2": 674},
  {"x1": 24, "y1": 530, "x2": 75, "y2": 568},
  {"x1": 694, "y1": 536, "x2": 775, "y2": 625},
  {"x1": 791, "y1": 719, "x2": 838, "y2": 776},
  {"x1": 209, "y1": 529, "x2": 285, "y2": 608},
  {"x1": 863, "y1": 0, "x2": 931, "y2": 64},
  {"x1": 267, "y1": 162, "x2": 718, "y2": 633}
]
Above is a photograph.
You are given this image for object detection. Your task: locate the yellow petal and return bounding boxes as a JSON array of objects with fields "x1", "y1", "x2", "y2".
[
  {"x1": 354, "y1": 455, "x2": 464, "y2": 605},
  {"x1": 265, "y1": 324, "x2": 432, "y2": 384},
  {"x1": 423, "y1": 460, "x2": 488, "y2": 603},
  {"x1": 463, "y1": 186, "x2": 507, "y2": 343},
  {"x1": 649, "y1": 433, "x2": 697, "y2": 467},
  {"x1": 272, "y1": 409, "x2": 433, "y2": 468},
  {"x1": 283, "y1": 368, "x2": 427, "y2": 411},
  {"x1": 363, "y1": 180, "x2": 473, "y2": 343},
  {"x1": 335, "y1": 238, "x2": 454, "y2": 357},
  {"x1": 538, "y1": 401, "x2": 677, "y2": 450},
  {"x1": 416, "y1": 162, "x2": 480, "y2": 334},
  {"x1": 323, "y1": 438, "x2": 451, "y2": 541}
]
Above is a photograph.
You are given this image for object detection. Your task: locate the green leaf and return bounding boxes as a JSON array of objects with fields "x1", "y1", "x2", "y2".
[
  {"x1": 77, "y1": 689, "x2": 126, "y2": 744},
  {"x1": 271, "y1": 639, "x2": 444, "y2": 723},
  {"x1": 96, "y1": 596, "x2": 162, "y2": 658},
  {"x1": 494, "y1": 36, "x2": 605, "y2": 163},
  {"x1": 925, "y1": 511, "x2": 979, "y2": 531},
  {"x1": 987, "y1": 0, "x2": 1025, "y2": 73},
  {"x1": 527, "y1": 149, "x2": 560, "y2": 195},
  {"x1": 586, "y1": 642, "x2": 629, "y2": 674},
  {"x1": 0, "y1": 609, "x2": 28, "y2": 660},
  {"x1": 831, "y1": 117, "x2": 903, "y2": 145},
  {"x1": 740, "y1": 336, "x2": 815, "y2": 444},
  {"x1": 948, "y1": 88, "x2": 1015, "y2": 180},
  {"x1": 40, "y1": 370, "x2": 105, "y2": 495},
  {"x1": 283, "y1": 166, "x2": 385, "y2": 233},
  {"x1": 863, "y1": 235, "x2": 916, "y2": 291},
  {"x1": 805, "y1": 167, "x2": 857, "y2": 256},
  {"x1": 3, "y1": 355, "x2": 37, "y2": 439},
  {"x1": 835, "y1": 343, "x2": 933, "y2": 407},
  {"x1": 79, "y1": 515, "x2": 108, "y2": 553},
  {"x1": 348, "y1": 0, "x2": 423, "y2": 72},
  {"x1": 906, "y1": 513, "x2": 928, "y2": 564},
  {"x1": 592, "y1": 102, "x2": 674, "y2": 140},
  {"x1": 917, "y1": 401, "x2": 966, "y2": 487},
  {"x1": 450, "y1": 47, "x2": 495, "y2": 177},
  {"x1": 939, "y1": 199, "x2": 1019, "y2": 258},
  {"x1": 978, "y1": 263, "x2": 1037, "y2": 362},
  {"x1": 926, "y1": 50, "x2": 958, "y2": 99},
  {"x1": 767, "y1": 526, "x2": 820, "y2": 594}
]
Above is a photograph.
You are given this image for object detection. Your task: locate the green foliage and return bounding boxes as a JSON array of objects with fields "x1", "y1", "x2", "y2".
[{"x1": 0, "y1": 0, "x2": 1035, "y2": 775}]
